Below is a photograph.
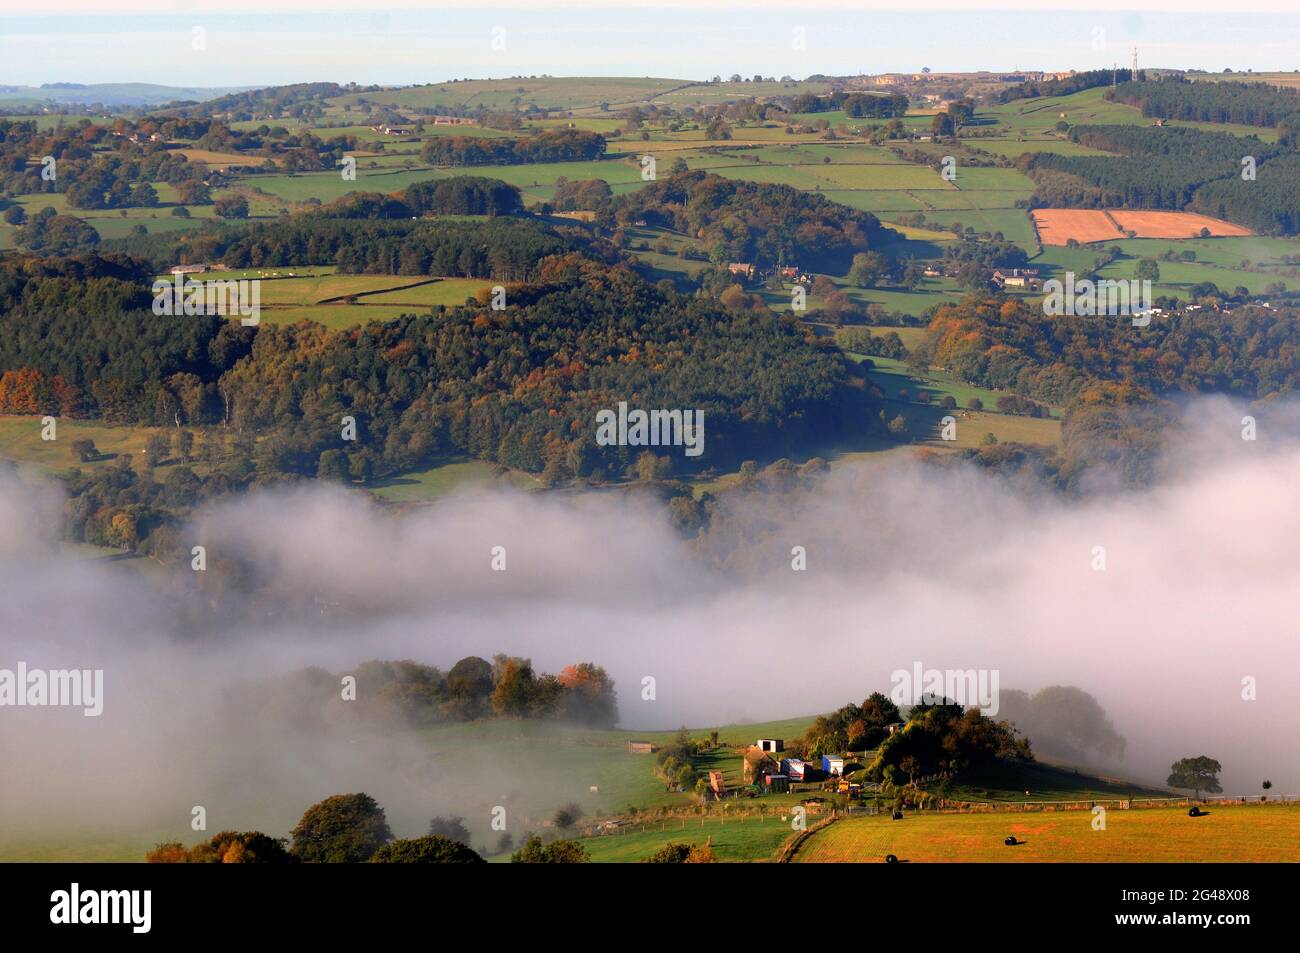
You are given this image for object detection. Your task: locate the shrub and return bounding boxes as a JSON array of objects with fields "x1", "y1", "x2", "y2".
[{"x1": 371, "y1": 836, "x2": 485, "y2": 864}]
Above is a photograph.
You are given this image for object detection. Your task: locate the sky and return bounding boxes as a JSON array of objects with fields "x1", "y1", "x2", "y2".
[{"x1": 1, "y1": 2, "x2": 1299, "y2": 88}]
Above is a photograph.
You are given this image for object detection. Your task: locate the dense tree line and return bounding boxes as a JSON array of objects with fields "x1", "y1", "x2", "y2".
[
  {"x1": 549, "y1": 176, "x2": 613, "y2": 211},
  {"x1": 247, "y1": 656, "x2": 619, "y2": 728},
  {"x1": 1110, "y1": 77, "x2": 1300, "y2": 133},
  {"x1": 12, "y1": 208, "x2": 101, "y2": 255},
  {"x1": 605, "y1": 170, "x2": 897, "y2": 274},
  {"x1": 163, "y1": 82, "x2": 357, "y2": 121},
  {"x1": 215, "y1": 261, "x2": 873, "y2": 480},
  {"x1": 787, "y1": 91, "x2": 910, "y2": 118},
  {"x1": 108, "y1": 214, "x2": 575, "y2": 279},
  {"x1": 925, "y1": 294, "x2": 1300, "y2": 409},
  {"x1": 997, "y1": 69, "x2": 1133, "y2": 104},
  {"x1": 1, "y1": 243, "x2": 876, "y2": 501},
  {"x1": 319, "y1": 176, "x2": 524, "y2": 218},
  {"x1": 1024, "y1": 124, "x2": 1298, "y2": 230},
  {"x1": 420, "y1": 128, "x2": 606, "y2": 166},
  {"x1": 0, "y1": 252, "x2": 249, "y2": 422},
  {"x1": 403, "y1": 176, "x2": 523, "y2": 216},
  {"x1": 866, "y1": 699, "x2": 1032, "y2": 786},
  {"x1": 1188, "y1": 152, "x2": 1300, "y2": 234},
  {"x1": 799, "y1": 692, "x2": 903, "y2": 757}
]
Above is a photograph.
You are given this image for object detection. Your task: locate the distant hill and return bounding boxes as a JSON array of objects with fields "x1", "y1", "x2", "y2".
[{"x1": 0, "y1": 83, "x2": 253, "y2": 109}]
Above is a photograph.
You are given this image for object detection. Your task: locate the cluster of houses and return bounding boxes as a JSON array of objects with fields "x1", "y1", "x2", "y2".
[
  {"x1": 727, "y1": 262, "x2": 812, "y2": 284},
  {"x1": 113, "y1": 130, "x2": 163, "y2": 144},
  {"x1": 920, "y1": 264, "x2": 1042, "y2": 291},
  {"x1": 727, "y1": 736, "x2": 897, "y2": 799}
]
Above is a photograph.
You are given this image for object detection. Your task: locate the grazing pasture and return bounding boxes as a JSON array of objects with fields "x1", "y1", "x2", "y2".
[{"x1": 792, "y1": 803, "x2": 1300, "y2": 862}]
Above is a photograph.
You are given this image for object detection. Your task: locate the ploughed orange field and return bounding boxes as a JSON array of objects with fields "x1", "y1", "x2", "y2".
[{"x1": 1032, "y1": 208, "x2": 1252, "y2": 245}]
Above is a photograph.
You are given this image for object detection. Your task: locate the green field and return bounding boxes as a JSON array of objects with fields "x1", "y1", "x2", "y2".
[
  {"x1": 0, "y1": 415, "x2": 166, "y2": 475},
  {"x1": 574, "y1": 814, "x2": 797, "y2": 863},
  {"x1": 0, "y1": 714, "x2": 818, "y2": 862},
  {"x1": 793, "y1": 803, "x2": 1300, "y2": 862},
  {"x1": 369, "y1": 458, "x2": 540, "y2": 501},
  {"x1": 854, "y1": 352, "x2": 1061, "y2": 416}
]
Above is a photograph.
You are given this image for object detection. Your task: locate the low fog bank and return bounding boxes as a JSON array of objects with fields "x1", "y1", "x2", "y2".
[{"x1": 1, "y1": 396, "x2": 1297, "y2": 846}]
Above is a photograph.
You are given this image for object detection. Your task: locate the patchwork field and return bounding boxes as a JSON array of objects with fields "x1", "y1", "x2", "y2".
[
  {"x1": 1108, "y1": 210, "x2": 1253, "y2": 240},
  {"x1": 1034, "y1": 208, "x2": 1252, "y2": 245},
  {"x1": 792, "y1": 803, "x2": 1300, "y2": 863}
]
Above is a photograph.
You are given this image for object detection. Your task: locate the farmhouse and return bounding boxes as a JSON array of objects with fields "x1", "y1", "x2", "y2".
[
  {"x1": 627, "y1": 741, "x2": 656, "y2": 754},
  {"x1": 727, "y1": 262, "x2": 756, "y2": 280},
  {"x1": 168, "y1": 263, "x2": 225, "y2": 276},
  {"x1": 757, "y1": 738, "x2": 784, "y2": 752},
  {"x1": 992, "y1": 267, "x2": 1041, "y2": 290}
]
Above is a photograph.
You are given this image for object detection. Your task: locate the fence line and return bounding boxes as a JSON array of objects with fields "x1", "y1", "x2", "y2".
[{"x1": 583, "y1": 792, "x2": 1299, "y2": 836}]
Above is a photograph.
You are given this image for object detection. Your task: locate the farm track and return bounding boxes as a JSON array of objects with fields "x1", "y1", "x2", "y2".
[{"x1": 314, "y1": 277, "x2": 444, "y2": 305}]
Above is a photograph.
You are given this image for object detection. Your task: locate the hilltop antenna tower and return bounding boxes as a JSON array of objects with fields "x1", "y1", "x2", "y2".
[{"x1": 1132, "y1": 48, "x2": 1138, "y2": 80}]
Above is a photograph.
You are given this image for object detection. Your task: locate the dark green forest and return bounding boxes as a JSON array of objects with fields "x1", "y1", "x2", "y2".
[
  {"x1": 1025, "y1": 124, "x2": 1300, "y2": 233},
  {"x1": 604, "y1": 170, "x2": 897, "y2": 273}
]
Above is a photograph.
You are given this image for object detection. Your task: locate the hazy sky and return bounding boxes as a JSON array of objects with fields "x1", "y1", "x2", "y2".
[{"x1": 1, "y1": 2, "x2": 1299, "y2": 87}]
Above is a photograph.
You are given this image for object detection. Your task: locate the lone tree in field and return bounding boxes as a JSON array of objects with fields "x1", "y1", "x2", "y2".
[
  {"x1": 1166, "y1": 757, "x2": 1223, "y2": 800},
  {"x1": 290, "y1": 793, "x2": 393, "y2": 862}
]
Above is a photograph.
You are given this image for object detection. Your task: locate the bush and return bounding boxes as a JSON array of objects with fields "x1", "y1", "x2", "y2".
[
  {"x1": 145, "y1": 842, "x2": 189, "y2": 863},
  {"x1": 645, "y1": 842, "x2": 694, "y2": 863},
  {"x1": 552, "y1": 802, "x2": 583, "y2": 829},
  {"x1": 146, "y1": 831, "x2": 294, "y2": 863},
  {"x1": 371, "y1": 836, "x2": 485, "y2": 864},
  {"x1": 511, "y1": 835, "x2": 590, "y2": 863}
]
